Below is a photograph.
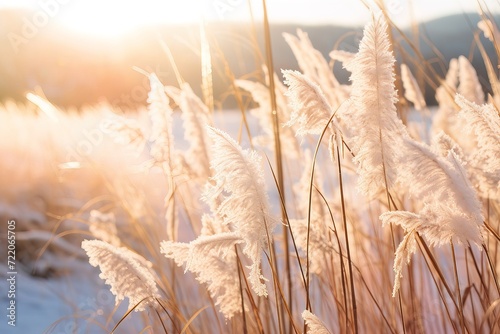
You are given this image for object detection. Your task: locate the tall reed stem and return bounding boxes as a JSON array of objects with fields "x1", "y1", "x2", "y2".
[
  {"x1": 336, "y1": 144, "x2": 358, "y2": 334},
  {"x1": 261, "y1": 1, "x2": 290, "y2": 333},
  {"x1": 236, "y1": 246, "x2": 249, "y2": 334},
  {"x1": 451, "y1": 243, "x2": 466, "y2": 334}
]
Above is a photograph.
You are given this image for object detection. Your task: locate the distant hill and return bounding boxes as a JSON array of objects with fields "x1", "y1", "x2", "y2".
[{"x1": 0, "y1": 9, "x2": 497, "y2": 108}]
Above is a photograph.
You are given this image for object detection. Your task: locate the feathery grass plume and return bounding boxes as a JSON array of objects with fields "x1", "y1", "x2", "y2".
[
  {"x1": 282, "y1": 70, "x2": 342, "y2": 142},
  {"x1": 435, "y1": 58, "x2": 459, "y2": 108},
  {"x1": 478, "y1": 19, "x2": 500, "y2": 44},
  {"x1": 458, "y1": 56, "x2": 484, "y2": 105},
  {"x1": 161, "y1": 234, "x2": 244, "y2": 318},
  {"x1": 166, "y1": 82, "x2": 212, "y2": 179},
  {"x1": 147, "y1": 73, "x2": 175, "y2": 167},
  {"x1": 159, "y1": 240, "x2": 190, "y2": 266},
  {"x1": 200, "y1": 23, "x2": 214, "y2": 113},
  {"x1": 382, "y1": 210, "x2": 476, "y2": 297},
  {"x1": 401, "y1": 64, "x2": 426, "y2": 111},
  {"x1": 342, "y1": 13, "x2": 406, "y2": 199},
  {"x1": 161, "y1": 156, "x2": 241, "y2": 317},
  {"x1": 476, "y1": 22, "x2": 500, "y2": 108},
  {"x1": 164, "y1": 85, "x2": 182, "y2": 104},
  {"x1": 379, "y1": 212, "x2": 419, "y2": 296},
  {"x1": 262, "y1": 65, "x2": 291, "y2": 116},
  {"x1": 456, "y1": 95, "x2": 500, "y2": 172},
  {"x1": 433, "y1": 59, "x2": 465, "y2": 143},
  {"x1": 235, "y1": 79, "x2": 301, "y2": 159},
  {"x1": 82, "y1": 240, "x2": 160, "y2": 312},
  {"x1": 381, "y1": 202, "x2": 484, "y2": 295},
  {"x1": 204, "y1": 126, "x2": 277, "y2": 296},
  {"x1": 432, "y1": 131, "x2": 467, "y2": 162},
  {"x1": 283, "y1": 30, "x2": 349, "y2": 106},
  {"x1": 302, "y1": 310, "x2": 331, "y2": 334},
  {"x1": 282, "y1": 30, "x2": 319, "y2": 80},
  {"x1": 381, "y1": 203, "x2": 482, "y2": 251},
  {"x1": 147, "y1": 73, "x2": 180, "y2": 241},
  {"x1": 200, "y1": 213, "x2": 228, "y2": 236},
  {"x1": 398, "y1": 138, "x2": 484, "y2": 229},
  {"x1": 383, "y1": 135, "x2": 484, "y2": 294},
  {"x1": 329, "y1": 50, "x2": 356, "y2": 69},
  {"x1": 456, "y1": 94, "x2": 500, "y2": 198},
  {"x1": 187, "y1": 232, "x2": 243, "y2": 265},
  {"x1": 88, "y1": 210, "x2": 120, "y2": 247}
]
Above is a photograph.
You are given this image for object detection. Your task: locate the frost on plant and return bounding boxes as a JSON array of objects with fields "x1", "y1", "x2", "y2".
[
  {"x1": 82, "y1": 240, "x2": 160, "y2": 312},
  {"x1": 456, "y1": 95, "x2": 500, "y2": 199},
  {"x1": 166, "y1": 82, "x2": 212, "y2": 179},
  {"x1": 161, "y1": 126, "x2": 277, "y2": 317},
  {"x1": 382, "y1": 135, "x2": 484, "y2": 294},
  {"x1": 282, "y1": 70, "x2": 341, "y2": 139},
  {"x1": 401, "y1": 64, "x2": 426, "y2": 111},
  {"x1": 147, "y1": 73, "x2": 175, "y2": 167},
  {"x1": 161, "y1": 233, "x2": 244, "y2": 319},
  {"x1": 342, "y1": 13, "x2": 406, "y2": 199},
  {"x1": 302, "y1": 310, "x2": 331, "y2": 334},
  {"x1": 204, "y1": 126, "x2": 278, "y2": 296}
]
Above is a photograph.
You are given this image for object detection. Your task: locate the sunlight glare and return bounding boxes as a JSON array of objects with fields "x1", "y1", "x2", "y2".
[{"x1": 56, "y1": 0, "x2": 208, "y2": 38}]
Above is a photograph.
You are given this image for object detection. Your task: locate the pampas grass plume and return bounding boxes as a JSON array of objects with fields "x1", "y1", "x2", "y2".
[{"x1": 82, "y1": 240, "x2": 160, "y2": 312}]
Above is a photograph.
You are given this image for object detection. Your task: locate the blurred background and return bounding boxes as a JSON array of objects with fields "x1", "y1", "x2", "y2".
[{"x1": 0, "y1": 0, "x2": 498, "y2": 108}]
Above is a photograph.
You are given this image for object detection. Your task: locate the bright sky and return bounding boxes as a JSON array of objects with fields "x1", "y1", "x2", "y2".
[{"x1": 0, "y1": 0, "x2": 497, "y2": 37}]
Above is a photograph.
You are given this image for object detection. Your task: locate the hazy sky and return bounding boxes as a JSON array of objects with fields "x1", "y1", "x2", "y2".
[{"x1": 0, "y1": 0, "x2": 497, "y2": 36}]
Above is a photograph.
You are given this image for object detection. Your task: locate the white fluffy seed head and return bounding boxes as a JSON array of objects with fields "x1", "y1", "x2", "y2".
[{"x1": 82, "y1": 240, "x2": 159, "y2": 312}]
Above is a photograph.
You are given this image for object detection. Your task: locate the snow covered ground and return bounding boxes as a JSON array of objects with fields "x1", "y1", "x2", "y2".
[{"x1": 0, "y1": 109, "x2": 263, "y2": 333}]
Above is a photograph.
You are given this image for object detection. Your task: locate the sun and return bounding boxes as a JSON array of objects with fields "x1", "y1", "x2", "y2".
[{"x1": 55, "y1": 0, "x2": 209, "y2": 38}]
